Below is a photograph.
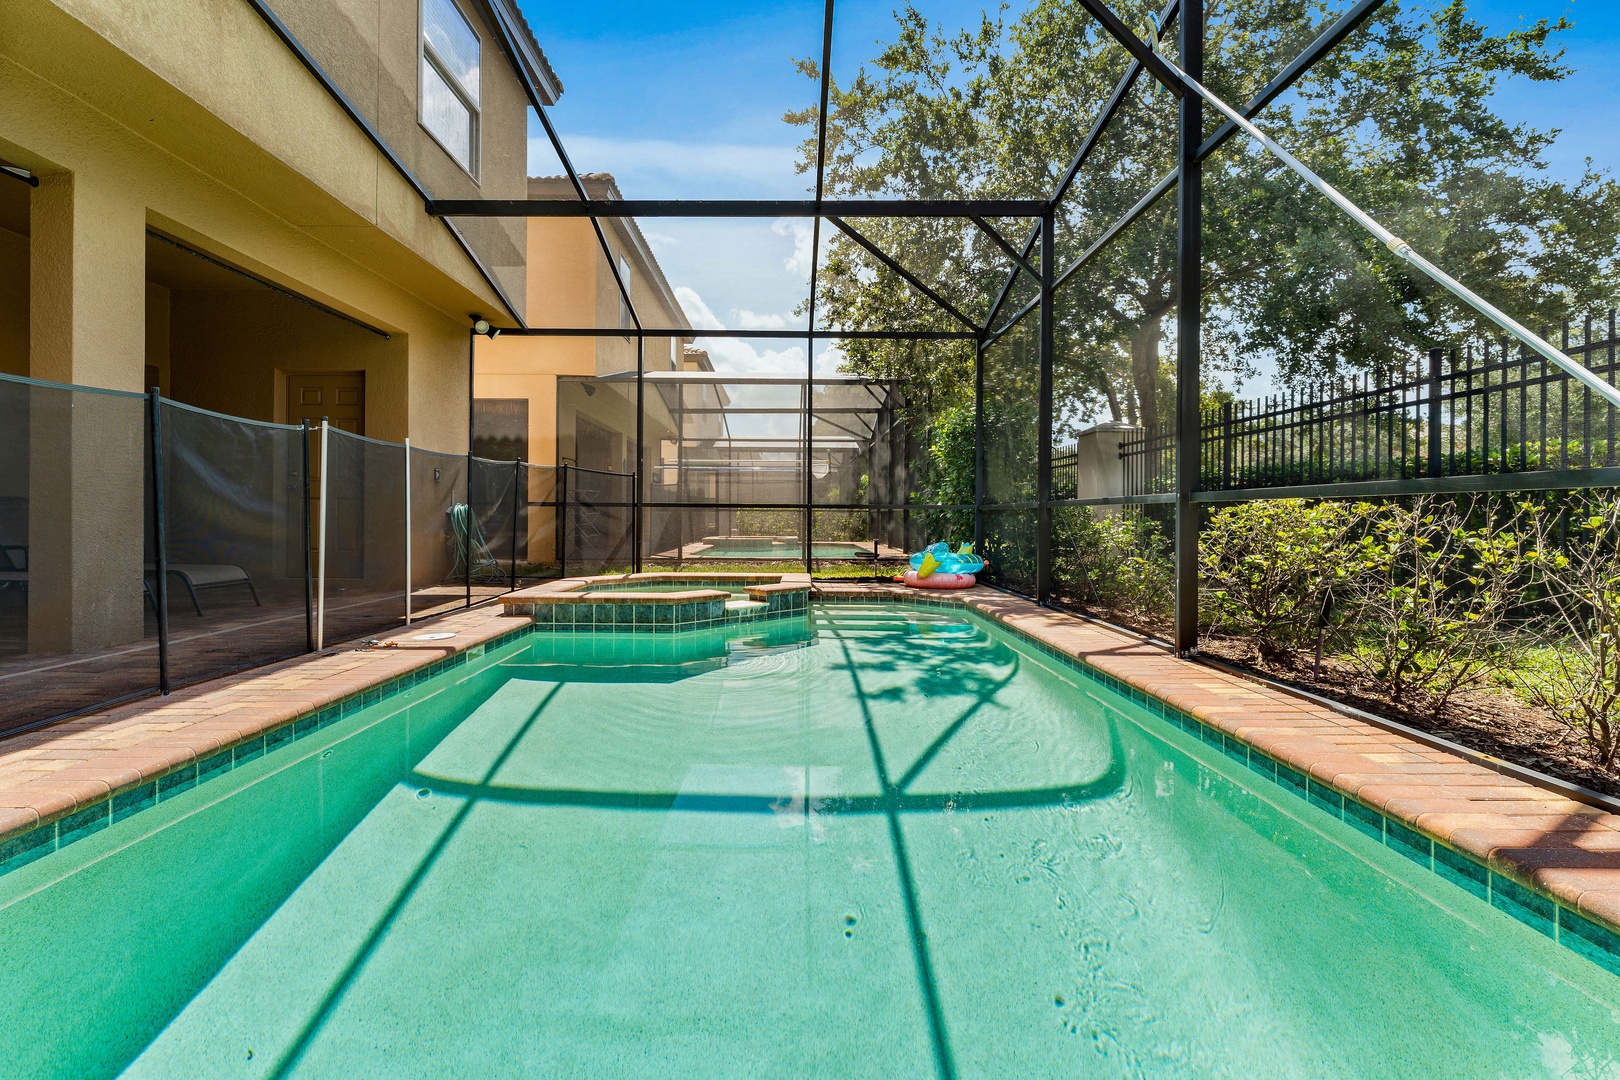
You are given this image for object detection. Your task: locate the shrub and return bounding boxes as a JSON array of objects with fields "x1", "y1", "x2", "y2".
[
  {"x1": 1198, "y1": 499, "x2": 1364, "y2": 663},
  {"x1": 1343, "y1": 496, "x2": 1526, "y2": 716},
  {"x1": 1055, "y1": 507, "x2": 1174, "y2": 622},
  {"x1": 916, "y1": 404, "x2": 975, "y2": 544},
  {"x1": 1508, "y1": 501, "x2": 1620, "y2": 767}
]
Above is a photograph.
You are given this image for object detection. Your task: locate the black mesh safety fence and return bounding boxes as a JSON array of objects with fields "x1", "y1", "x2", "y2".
[
  {"x1": 516, "y1": 464, "x2": 561, "y2": 586},
  {"x1": 160, "y1": 401, "x2": 310, "y2": 684},
  {"x1": 981, "y1": 319, "x2": 1039, "y2": 594},
  {"x1": 318, "y1": 428, "x2": 408, "y2": 645},
  {"x1": 0, "y1": 375, "x2": 156, "y2": 738},
  {"x1": 468, "y1": 454, "x2": 519, "y2": 599},
  {"x1": 562, "y1": 465, "x2": 636, "y2": 575},
  {"x1": 982, "y1": 507, "x2": 1038, "y2": 596},
  {"x1": 406, "y1": 446, "x2": 469, "y2": 621},
  {"x1": 0, "y1": 374, "x2": 632, "y2": 740}
]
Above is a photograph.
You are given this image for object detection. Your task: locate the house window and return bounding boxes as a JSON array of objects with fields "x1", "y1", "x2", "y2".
[
  {"x1": 618, "y1": 255, "x2": 633, "y2": 336},
  {"x1": 421, "y1": 0, "x2": 480, "y2": 174},
  {"x1": 473, "y1": 398, "x2": 529, "y2": 462}
]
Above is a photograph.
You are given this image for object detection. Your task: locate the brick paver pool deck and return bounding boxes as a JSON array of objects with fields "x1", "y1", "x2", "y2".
[{"x1": 3, "y1": 581, "x2": 1619, "y2": 943}]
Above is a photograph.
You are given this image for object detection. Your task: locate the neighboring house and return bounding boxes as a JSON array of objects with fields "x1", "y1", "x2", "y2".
[
  {"x1": 0, "y1": 0, "x2": 557, "y2": 653},
  {"x1": 474, "y1": 172, "x2": 702, "y2": 561}
]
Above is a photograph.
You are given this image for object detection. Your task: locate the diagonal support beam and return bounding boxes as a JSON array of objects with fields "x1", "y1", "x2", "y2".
[
  {"x1": 532, "y1": 106, "x2": 641, "y2": 333},
  {"x1": 993, "y1": 0, "x2": 1390, "y2": 341},
  {"x1": 1196, "y1": 0, "x2": 1385, "y2": 162},
  {"x1": 970, "y1": 216, "x2": 1039, "y2": 279},
  {"x1": 828, "y1": 218, "x2": 980, "y2": 332},
  {"x1": 981, "y1": 0, "x2": 1179, "y2": 334},
  {"x1": 1055, "y1": 169, "x2": 1180, "y2": 290},
  {"x1": 1072, "y1": 0, "x2": 1184, "y2": 97},
  {"x1": 1052, "y1": 0, "x2": 1180, "y2": 210}
]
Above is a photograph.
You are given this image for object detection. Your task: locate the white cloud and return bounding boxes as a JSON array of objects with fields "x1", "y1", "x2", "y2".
[
  {"x1": 641, "y1": 230, "x2": 680, "y2": 252},
  {"x1": 733, "y1": 309, "x2": 790, "y2": 330},
  {"x1": 527, "y1": 135, "x2": 803, "y2": 198},
  {"x1": 673, "y1": 286, "x2": 806, "y2": 375},
  {"x1": 675, "y1": 286, "x2": 799, "y2": 337},
  {"x1": 674, "y1": 286, "x2": 724, "y2": 331},
  {"x1": 813, "y1": 340, "x2": 848, "y2": 376},
  {"x1": 772, "y1": 219, "x2": 813, "y2": 276}
]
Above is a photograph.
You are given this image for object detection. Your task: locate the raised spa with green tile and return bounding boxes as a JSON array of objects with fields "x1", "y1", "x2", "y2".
[{"x1": 1, "y1": 604, "x2": 1617, "y2": 1078}]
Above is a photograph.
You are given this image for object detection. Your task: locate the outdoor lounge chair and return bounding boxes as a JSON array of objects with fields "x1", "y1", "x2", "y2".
[
  {"x1": 0, "y1": 545, "x2": 24, "y2": 592},
  {"x1": 144, "y1": 563, "x2": 261, "y2": 616}
]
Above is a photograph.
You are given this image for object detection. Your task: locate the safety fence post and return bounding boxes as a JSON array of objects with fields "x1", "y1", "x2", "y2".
[
  {"x1": 511, "y1": 458, "x2": 522, "y2": 590},
  {"x1": 559, "y1": 463, "x2": 568, "y2": 579},
  {"x1": 148, "y1": 388, "x2": 171, "y2": 694},
  {"x1": 316, "y1": 418, "x2": 329, "y2": 650},
  {"x1": 404, "y1": 437, "x2": 413, "y2": 624}
]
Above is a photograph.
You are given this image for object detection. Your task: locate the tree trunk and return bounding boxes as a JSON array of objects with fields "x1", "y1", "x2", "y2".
[
  {"x1": 1098, "y1": 378, "x2": 1123, "y2": 423},
  {"x1": 1130, "y1": 317, "x2": 1163, "y2": 433}
]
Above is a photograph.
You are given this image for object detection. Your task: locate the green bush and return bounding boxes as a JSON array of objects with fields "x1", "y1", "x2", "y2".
[
  {"x1": 734, "y1": 509, "x2": 800, "y2": 536},
  {"x1": 1507, "y1": 503, "x2": 1620, "y2": 766},
  {"x1": 1343, "y1": 497, "x2": 1526, "y2": 716},
  {"x1": 1198, "y1": 499, "x2": 1363, "y2": 663},
  {"x1": 915, "y1": 404, "x2": 974, "y2": 544},
  {"x1": 1054, "y1": 507, "x2": 1173, "y2": 622}
]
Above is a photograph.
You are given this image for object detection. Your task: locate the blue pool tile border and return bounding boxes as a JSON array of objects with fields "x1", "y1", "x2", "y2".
[
  {"x1": 516, "y1": 589, "x2": 809, "y2": 633},
  {"x1": 0, "y1": 619, "x2": 536, "y2": 880},
  {"x1": 8, "y1": 590, "x2": 1620, "y2": 983},
  {"x1": 817, "y1": 592, "x2": 1620, "y2": 979}
]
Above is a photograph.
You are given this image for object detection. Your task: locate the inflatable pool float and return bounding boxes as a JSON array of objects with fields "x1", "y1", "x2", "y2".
[
  {"x1": 897, "y1": 542, "x2": 985, "y2": 589},
  {"x1": 899, "y1": 569, "x2": 977, "y2": 589}
]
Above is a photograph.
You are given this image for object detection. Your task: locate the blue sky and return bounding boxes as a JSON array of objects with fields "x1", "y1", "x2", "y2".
[{"x1": 515, "y1": 0, "x2": 1620, "y2": 377}]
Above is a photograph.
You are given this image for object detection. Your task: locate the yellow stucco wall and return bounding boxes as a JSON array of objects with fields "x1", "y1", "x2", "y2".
[
  {"x1": 0, "y1": 0, "x2": 524, "y2": 449},
  {"x1": 0, "y1": 0, "x2": 547, "y2": 652},
  {"x1": 263, "y1": 0, "x2": 530, "y2": 314}
]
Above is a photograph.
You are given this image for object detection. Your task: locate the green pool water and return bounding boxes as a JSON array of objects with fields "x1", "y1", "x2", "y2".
[
  {"x1": 1, "y1": 604, "x2": 1617, "y2": 1078},
  {"x1": 582, "y1": 582, "x2": 747, "y2": 595},
  {"x1": 689, "y1": 538, "x2": 875, "y2": 559}
]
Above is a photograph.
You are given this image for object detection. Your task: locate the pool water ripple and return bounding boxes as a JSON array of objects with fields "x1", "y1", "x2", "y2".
[{"x1": 0, "y1": 607, "x2": 1616, "y2": 1078}]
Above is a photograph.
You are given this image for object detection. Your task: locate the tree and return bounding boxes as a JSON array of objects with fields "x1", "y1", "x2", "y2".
[{"x1": 789, "y1": 1, "x2": 1620, "y2": 433}]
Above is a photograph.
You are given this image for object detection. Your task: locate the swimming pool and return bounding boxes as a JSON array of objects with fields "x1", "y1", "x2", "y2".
[
  {"x1": 686, "y1": 537, "x2": 876, "y2": 559},
  {"x1": 1, "y1": 603, "x2": 1617, "y2": 1077}
]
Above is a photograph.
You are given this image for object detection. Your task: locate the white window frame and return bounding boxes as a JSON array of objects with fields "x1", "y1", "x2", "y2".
[
  {"x1": 419, "y1": 0, "x2": 481, "y2": 178},
  {"x1": 618, "y1": 254, "x2": 634, "y2": 341}
]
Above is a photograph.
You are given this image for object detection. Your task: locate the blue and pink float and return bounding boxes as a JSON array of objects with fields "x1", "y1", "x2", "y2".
[{"x1": 896, "y1": 542, "x2": 985, "y2": 589}]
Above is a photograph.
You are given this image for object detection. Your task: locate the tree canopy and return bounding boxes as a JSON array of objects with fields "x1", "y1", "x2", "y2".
[{"x1": 789, "y1": 0, "x2": 1620, "y2": 437}]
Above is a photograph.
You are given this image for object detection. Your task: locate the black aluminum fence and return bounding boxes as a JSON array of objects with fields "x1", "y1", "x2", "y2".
[
  {"x1": 1118, "y1": 311, "x2": 1620, "y2": 495},
  {"x1": 0, "y1": 372, "x2": 632, "y2": 740}
]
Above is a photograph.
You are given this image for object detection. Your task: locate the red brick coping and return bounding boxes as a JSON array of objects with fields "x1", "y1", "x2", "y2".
[
  {"x1": 0, "y1": 608, "x2": 528, "y2": 849},
  {"x1": 497, "y1": 572, "x2": 812, "y2": 607},
  {"x1": 2, "y1": 580, "x2": 1618, "y2": 961}
]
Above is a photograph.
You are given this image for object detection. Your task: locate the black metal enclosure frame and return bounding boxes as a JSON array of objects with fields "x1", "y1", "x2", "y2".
[{"x1": 437, "y1": 0, "x2": 1607, "y2": 656}]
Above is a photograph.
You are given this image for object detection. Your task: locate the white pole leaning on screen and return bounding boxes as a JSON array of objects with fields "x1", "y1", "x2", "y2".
[{"x1": 1160, "y1": 56, "x2": 1620, "y2": 412}]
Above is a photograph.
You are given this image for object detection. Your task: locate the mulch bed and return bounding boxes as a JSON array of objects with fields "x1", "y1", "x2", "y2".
[{"x1": 1053, "y1": 599, "x2": 1620, "y2": 801}]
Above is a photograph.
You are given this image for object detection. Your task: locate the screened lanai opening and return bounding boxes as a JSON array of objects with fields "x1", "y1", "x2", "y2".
[
  {"x1": 572, "y1": 368, "x2": 941, "y2": 570},
  {"x1": 4, "y1": 0, "x2": 1617, "y2": 738},
  {"x1": 454, "y1": 0, "x2": 1620, "y2": 655}
]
